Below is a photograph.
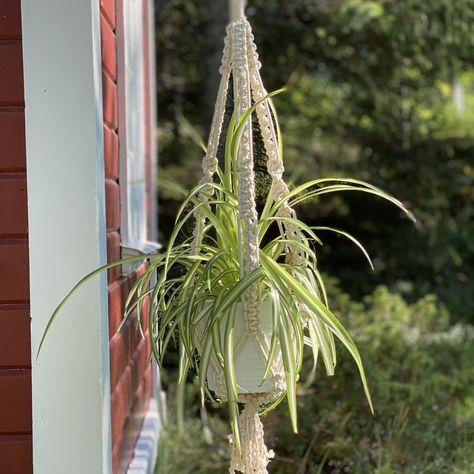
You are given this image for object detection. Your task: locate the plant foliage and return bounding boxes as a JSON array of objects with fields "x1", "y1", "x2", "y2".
[{"x1": 42, "y1": 96, "x2": 414, "y2": 451}]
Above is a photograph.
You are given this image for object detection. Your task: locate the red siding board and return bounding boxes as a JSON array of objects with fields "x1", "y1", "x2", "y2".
[
  {"x1": 100, "y1": 0, "x2": 116, "y2": 30},
  {"x1": 110, "y1": 338, "x2": 151, "y2": 444},
  {"x1": 0, "y1": 242, "x2": 29, "y2": 302},
  {"x1": 0, "y1": 2, "x2": 31, "y2": 472},
  {"x1": 102, "y1": 72, "x2": 118, "y2": 130},
  {"x1": 109, "y1": 313, "x2": 149, "y2": 391},
  {"x1": 0, "y1": 175, "x2": 28, "y2": 236},
  {"x1": 105, "y1": 178, "x2": 120, "y2": 231},
  {"x1": 0, "y1": 109, "x2": 26, "y2": 172},
  {"x1": 112, "y1": 365, "x2": 153, "y2": 474},
  {"x1": 0, "y1": 305, "x2": 30, "y2": 368},
  {"x1": 101, "y1": 14, "x2": 117, "y2": 81},
  {"x1": 108, "y1": 280, "x2": 124, "y2": 339},
  {"x1": 108, "y1": 262, "x2": 148, "y2": 336},
  {"x1": 0, "y1": 370, "x2": 32, "y2": 433},
  {"x1": 103, "y1": 125, "x2": 119, "y2": 179},
  {"x1": 0, "y1": 435, "x2": 32, "y2": 474},
  {"x1": 0, "y1": 1, "x2": 22, "y2": 40},
  {"x1": 102, "y1": 0, "x2": 157, "y2": 468},
  {"x1": 0, "y1": 43, "x2": 24, "y2": 105},
  {"x1": 107, "y1": 231, "x2": 121, "y2": 283}
]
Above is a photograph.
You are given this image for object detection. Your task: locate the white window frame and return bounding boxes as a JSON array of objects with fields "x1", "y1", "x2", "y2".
[{"x1": 117, "y1": 0, "x2": 160, "y2": 265}]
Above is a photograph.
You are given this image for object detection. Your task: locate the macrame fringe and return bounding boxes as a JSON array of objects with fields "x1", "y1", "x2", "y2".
[{"x1": 229, "y1": 399, "x2": 274, "y2": 474}]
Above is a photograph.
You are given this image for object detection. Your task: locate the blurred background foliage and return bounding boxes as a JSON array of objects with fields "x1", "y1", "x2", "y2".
[
  {"x1": 153, "y1": 0, "x2": 474, "y2": 471},
  {"x1": 156, "y1": 283, "x2": 474, "y2": 473}
]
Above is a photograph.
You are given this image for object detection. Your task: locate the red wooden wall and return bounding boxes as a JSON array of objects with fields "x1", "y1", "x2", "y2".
[
  {"x1": 100, "y1": 0, "x2": 154, "y2": 472},
  {"x1": 0, "y1": 1, "x2": 33, "y2": 473},
  {"x1": 0, "y1": 1, "x2": 154, "y2": 472}
]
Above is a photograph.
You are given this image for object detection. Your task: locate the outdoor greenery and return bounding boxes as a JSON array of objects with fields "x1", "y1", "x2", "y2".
[
  {"x1": 156, "y1": 0, "x2": 474, "y2": 321},
  {"x1": 138, "y1": 92, "x2": 412, "y2": 450},
  {"x1": 156, "y1": 283, "x2": 474, "y2": 473},
  {"x1": 154, "y1": 0, "x2": 474, "y2": 472}
]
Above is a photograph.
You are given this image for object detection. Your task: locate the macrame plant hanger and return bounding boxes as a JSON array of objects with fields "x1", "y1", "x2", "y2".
[{"x1": 190, "y1": 1, "x2": 302, "y2": 472}]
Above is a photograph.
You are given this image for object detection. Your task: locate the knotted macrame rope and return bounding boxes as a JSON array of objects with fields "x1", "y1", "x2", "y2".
[
  {"x1": 191, "y1": 9, "x2": 300, "y2": 473},
  {"x1": 229, "y1": 399, "x2": 274, "y2": 473}
]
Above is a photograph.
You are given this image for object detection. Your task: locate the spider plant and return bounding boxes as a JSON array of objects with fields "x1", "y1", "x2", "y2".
[{"x1": 40, "y1": 93, "x2": 414, "y2": 453}]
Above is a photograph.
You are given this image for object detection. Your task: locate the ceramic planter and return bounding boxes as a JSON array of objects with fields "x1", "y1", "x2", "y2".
[{"x1": 196, "y1": 300, "x2": 282, "y2": 394}]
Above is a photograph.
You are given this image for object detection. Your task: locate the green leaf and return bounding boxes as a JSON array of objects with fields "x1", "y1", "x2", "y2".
[
  {"x1": 261, "y1": 253, "x2": 373, "y2": 413},
  {"x1": 313, "y1": 226, "x2": 374, "y2": 270}
]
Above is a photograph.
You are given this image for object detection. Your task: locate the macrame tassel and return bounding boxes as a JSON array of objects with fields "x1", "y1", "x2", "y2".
[{"x1": 229, "y1": 399, "x2": 274, "y2": 474}]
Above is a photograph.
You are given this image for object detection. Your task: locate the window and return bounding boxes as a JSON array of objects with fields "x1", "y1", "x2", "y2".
[{"x1": 118, "y1": 0, "x2": 158, "y2": 259}]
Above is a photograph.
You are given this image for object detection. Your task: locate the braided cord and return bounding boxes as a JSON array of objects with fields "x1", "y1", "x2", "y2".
[
  {"x1": 190, "y1": 34, "x2": 232, "y2": 254},
  {"x1": 191, "y1": 16, "x2": 299, "y2": 474},
  {"x1": 230, "y1": 19, "x2": 261, "y2": 336},
  {"x1": 246, "y1": 23, "x2": 304, "y2": 265}
]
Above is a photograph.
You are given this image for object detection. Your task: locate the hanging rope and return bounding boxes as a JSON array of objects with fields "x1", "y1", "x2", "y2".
[
  {"x1": 191, "y1": 3, "x2": 300, "y2": 472},
  {"x1": 229, "y1": 399, "x2": 275, "y2": 473},
  {"x1": 228, "y1": 0, "x2": 246, "y2": 22}
]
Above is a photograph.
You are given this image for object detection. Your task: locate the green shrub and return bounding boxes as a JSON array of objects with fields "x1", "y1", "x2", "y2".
[
  {"x1": 268, "y1": 282, "x2": 474, "y2": 473},
  {"x1": 156, "y1": 283, "x2": 474, "y2": 473}
]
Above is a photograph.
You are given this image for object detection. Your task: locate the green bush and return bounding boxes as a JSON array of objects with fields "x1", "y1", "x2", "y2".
[
  {"x1": 267, "y1": 283, "x2": 474, "y2": 473},
  {"x1": 156, "y1": 283, "x2": 474, "y2": 473}
]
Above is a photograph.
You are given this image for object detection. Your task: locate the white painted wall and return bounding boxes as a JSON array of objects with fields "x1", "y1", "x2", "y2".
[{"x1": 22, "y1": 0, "x2": 112, "y2": 472}]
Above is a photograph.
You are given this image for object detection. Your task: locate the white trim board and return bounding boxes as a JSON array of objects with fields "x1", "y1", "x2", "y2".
[
  {"x1": 117, "y1": 0, "x2": 148, "y2": 250},
  {"x1": 126, "y1": 395, "x2": 164, "y2": 474},
  {"x1": 148, "y1": 0, "x2": 159, "y2": 243},
  {"x1": 127, "y1": 361, "x2": 166, "y2": 474},
  {"x1": 22, "y1": 0, "x2": 112, "y2": 472}
]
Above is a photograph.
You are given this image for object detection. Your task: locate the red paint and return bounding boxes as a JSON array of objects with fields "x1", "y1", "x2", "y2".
[
  {"x1": 110, "y1": 336, "x2": 151, "y2": 444},
  {"x1": 0, "y1": 1, "x2": 22, "y2": 40},
  {"x1": 0, "y1": 242, "x2": 29, "y2": 302},
  {"x1": 101, "y1": 14, "x2": 117, "y2": 81},
  {"x1": 0, "y1": 4, "x2": 32, "y2": 473},
  {"x1": 0, "y1": 175, "x2": 28, "y2": 236},
  {"x1": 102, "y1": 72, "x2": 118, "y2": 130},
  {"x1": 105, "y1": 178, "x2": 120, "y2": 231},
  {"x1": 112, "y1": 365, "x2": 153, "y2": 473},
  {"x1": 0, "y1": 305, "x2": 30, "y2": 368},
  {"x1": 103, "y1": 125, "x2": 119, "y2": 179},
  {"x1": 0, "y1": 43, "x2": 24, "y2": 105},
  {"x1": 0, "y1": 110, "x2": 26, "y2": 172},
  {"x1": 101, "y1": 0, "x2": 116, "y2": 30},
  {"x1": 108, "y1": 262, "x2": 147, "y2": 336},
  {"x1": 0, "y1": 435, "x2": 32, "y2": 474},
  {"x1": 109, "y1": 311, "x2": 149, "y2": 390},
  {"x1": 101, "y1": 1, "x2": 157, "y2": 470},
  {"x1": 0, "y1": 370, "x2": 32, "y2": 433},
  {"x1": 107, "y1": 231, "x2": 122, "y2": 282},
  {"x1": 108, "y1": 280, "x2": 124, "y2": 337}
]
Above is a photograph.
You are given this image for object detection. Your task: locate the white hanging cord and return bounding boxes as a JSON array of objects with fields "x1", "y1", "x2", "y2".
[
  {"x1": 228, "y1": 399, "x2": 274, "y2": 474},
  {"x1": 230, "y1": 21, "x2": 261, "y2": 346},
  {"x1": 246, "y1": 25, "x2": 304, "y2": 265},
  {"x1": 190, "y1": 36, "x2": 232, "y2": 255},
  {"x1": 191, "y1": 11, "x2": 304, "y2": 474},
  {"x1": 228, "y1": 0, "x2": 246, "y2": 22}
]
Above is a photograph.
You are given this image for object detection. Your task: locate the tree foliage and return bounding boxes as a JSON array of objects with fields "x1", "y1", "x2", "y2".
[{"x1": 156, "y1": 0, "x2": 474, "y2": 320}]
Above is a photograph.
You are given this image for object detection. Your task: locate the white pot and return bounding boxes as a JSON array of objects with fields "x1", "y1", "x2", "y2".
[{"x1": 197, "y1": 301, "x2": 282, "y2": 394}]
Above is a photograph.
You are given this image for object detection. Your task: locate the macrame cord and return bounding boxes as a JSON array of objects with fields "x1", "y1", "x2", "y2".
[{"x1": 190, "y1": 4, "x2": 302, "y2": 472}]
